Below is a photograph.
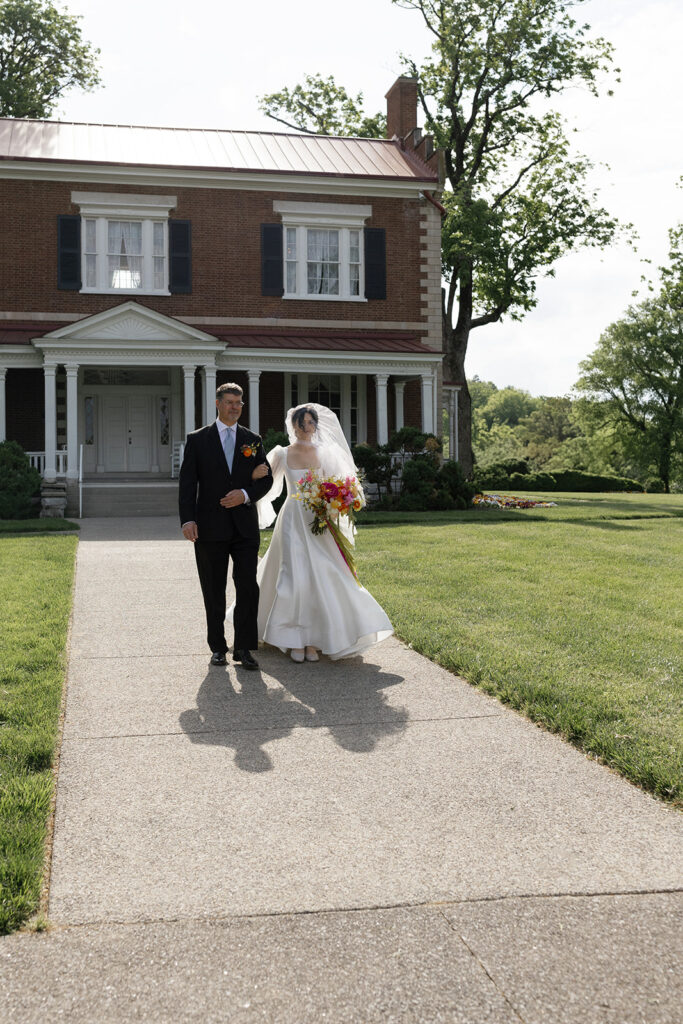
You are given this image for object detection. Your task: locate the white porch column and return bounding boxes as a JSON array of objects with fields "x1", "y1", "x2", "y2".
[
  {"x1": 375, "y1": 373, "x2": 389, "y2": 446},
  {"x1": 394, "y1": 380, "x2": 405, "y2": 432},
  {"x1": 65, "y1": 363, "x2": 79, "y2": 480},
  {"x1": 0, "y1": 368, "x2": 6, "y2": 443},
  {"x1": 43, "y1": 363, "x2": 58, "y2": 481},
  {"x1": 247, "y1": 370, "x2": 261, "y2": 433},
  {"x1": 421, "y1": 372, "x2": 434, "y2": 435},
  {"x1": 182, "y1": 365, "x2": 196, "y2": 436},
  {"x1": 203, "y1": 365, "x2": 216, "y2": 424}
]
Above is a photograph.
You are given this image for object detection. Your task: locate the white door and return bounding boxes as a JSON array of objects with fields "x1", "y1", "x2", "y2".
[
  {"x1": 101, "y1": 394, "x2": 153, "y2": 472},
  {"x1": 127, "y1": 395, "x2": 152, "y2": 471},
  {"x1": 102, "y1": 395, "x2": 127, "y2": 471}
]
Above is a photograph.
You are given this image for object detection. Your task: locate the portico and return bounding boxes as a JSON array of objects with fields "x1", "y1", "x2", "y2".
[{"x1": 1, "y1": 301, "x2": 447, "y2": 515}]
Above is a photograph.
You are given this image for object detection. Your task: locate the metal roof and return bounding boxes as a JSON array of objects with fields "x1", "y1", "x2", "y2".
[
  {"x1": 0, "y1": 118, "x2": 437, "y2": 181},
  {"x1": 215, "y1": 329, "x2": 435, "y2": 353},
  {"x1": 0, "y1": 322, "x2": 436, "y2": 354}
]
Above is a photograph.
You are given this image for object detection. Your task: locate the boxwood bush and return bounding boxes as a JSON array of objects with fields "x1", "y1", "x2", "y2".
[{"x1": 0, "y1": 441, "x2": 42, "y2": 519}]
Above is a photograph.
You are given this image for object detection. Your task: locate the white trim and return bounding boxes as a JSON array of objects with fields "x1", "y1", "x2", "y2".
[
  {"x1": 0, "y1": 311, "x2": 432, "y2": 333},
  {"x1": 274, "y1": 200, "x2": 372, "y2": 228},
  {"x1": 71, "y1": 191, "x2": 177, "y2": 218},
  {"x1": 218, "y1": 347, "x2": 441, "y2": 376},
  {"x1": 0, "y1": 161, "x2": 434, "y2": 198}
]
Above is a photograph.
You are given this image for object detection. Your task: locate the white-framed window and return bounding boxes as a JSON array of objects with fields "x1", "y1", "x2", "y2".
[
  {"x1": 72, "y1": 191, "x2": 176, "y2": 295},
  {"x1": 275, "y1": 200, "x2": 371, "y2": 302}
]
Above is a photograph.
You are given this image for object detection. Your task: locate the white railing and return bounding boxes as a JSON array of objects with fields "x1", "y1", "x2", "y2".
[
  {"x1": 79, "y1": 444, "x2": 84, "y2": 519},
  {"x1": 171, "y1": 441, "x2": 185, "y2": 478},
  {"x1": 27, "y1": 451, "x2": 67, "y2": 476}
]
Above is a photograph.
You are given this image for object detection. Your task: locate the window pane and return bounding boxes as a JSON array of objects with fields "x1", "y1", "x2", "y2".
[
  {"x1": 308, "y1": 375, "x2": 342, "y2": 423},
  {"x1": 85, "y1": 219, "x2": 97, "y2": 252},
  {"x1": 153, "y1": 222, "x2": 164, "y2": 255},
  {"x1": 286, "y1": 261, "x2": 297, "y2": 293},
  {"x1": 159, "y1": 396, "x2": 170, "y2": 446},
  {"x1": 349, "y1": 230, "x2": 360, "y2": 263},
  {"x1": 349, "y1": 264, "x2": 360, "y2": 296},
  {"x1": 84, "y1": 397, "x2": 94, "y2": 445},
  {"x1": 109, "y1": 256, "x2": 142, "y2": 289},
  {"x1": 286, "y1": 227, "x2": 297, "y2": 259},
  {"x1": 154, "y1": 256, "x2": 165, "y2": 290},
  {"x1": 108, "y1": 221, "x2": 142, "y2": 254},
  {"x1": 85, "y1": 254, "x2": 97, "y2": 288}
]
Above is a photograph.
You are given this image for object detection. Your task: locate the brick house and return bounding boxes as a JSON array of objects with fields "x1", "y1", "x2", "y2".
[{"x1": 0, "y1": 77, "x2": 457, "y2": 515}]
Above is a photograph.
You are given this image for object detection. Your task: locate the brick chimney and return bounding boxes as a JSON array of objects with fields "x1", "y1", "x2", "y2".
[{"x1": 385, "y1": 76, "x2": 418, "y2": 140}]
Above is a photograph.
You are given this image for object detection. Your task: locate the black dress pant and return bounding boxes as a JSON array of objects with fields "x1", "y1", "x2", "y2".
[{"x1": 194, "y1": 536, "x2": 259, "y2": 653}]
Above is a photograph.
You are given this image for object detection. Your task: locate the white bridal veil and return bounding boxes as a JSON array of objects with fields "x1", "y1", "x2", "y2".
[{"x1": 256, "y1": 403, "x2": 364, "y2": 530}]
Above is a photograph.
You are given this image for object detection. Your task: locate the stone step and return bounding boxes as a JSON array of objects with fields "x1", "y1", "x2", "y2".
[{"x1": 81, "y1": 485, "x2": 178, "y2": 518}]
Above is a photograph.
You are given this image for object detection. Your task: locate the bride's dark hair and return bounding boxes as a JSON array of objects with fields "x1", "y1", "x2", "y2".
[{"x1": 291, "y1": 405, "x2": 319, "y2": 432}]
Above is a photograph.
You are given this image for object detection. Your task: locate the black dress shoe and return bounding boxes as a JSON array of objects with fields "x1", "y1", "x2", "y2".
[
  {"x1": 210, "y1": 651, "x2": 227, "y2": 665},
  {"x1": 232, "y1": 649, "x2": 259, "y2": 670}
]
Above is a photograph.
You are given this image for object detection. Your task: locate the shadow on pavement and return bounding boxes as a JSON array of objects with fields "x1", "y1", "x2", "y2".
[{"x1": 179, "y1": 656, "x2": 407, "y2": 771}]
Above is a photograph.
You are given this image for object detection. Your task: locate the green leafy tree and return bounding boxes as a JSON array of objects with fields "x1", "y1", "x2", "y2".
[
  {"x1": 259, "y1": 73, "x2": 385, "y2": 137},
  {"x1": 575, "y1": 224, "x2": 683, "y2": 491},
  {"x1": 479, "y1": 386, "x2": 539, "y2": 429},
  {"x1": 0, "y1": 0, "x2": 100, "y2": 118},
  {"x1": 518, "y1": 395, "x2": 580, "y2": 464},
  {"x1": 468, "y1": 375, "x2": 498, "y2": 410},
  {"x1": 261, "y1": 1, "x2": 622, "y2": 473}
]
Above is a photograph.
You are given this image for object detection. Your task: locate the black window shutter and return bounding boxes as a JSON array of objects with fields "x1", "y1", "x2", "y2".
[
  {"x1": 169, "y1": 220, "x2": 192, "y2": 294},
  {"x1": 261, "y1": 223, "x2": 283, "y2": 296},
  {"x1": 57, "y1": 215, "x2": 81, "y2": 290},
  {"x1": 364, "y1": 227, "x2": 386, "y2": 300}
]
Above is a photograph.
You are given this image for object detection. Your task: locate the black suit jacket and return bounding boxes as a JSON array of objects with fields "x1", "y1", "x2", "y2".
[{"x1": 178, "y1": 421, "x2": 273, "y2": 542}]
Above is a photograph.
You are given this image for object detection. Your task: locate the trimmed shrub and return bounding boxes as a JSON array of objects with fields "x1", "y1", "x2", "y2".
[
  {"x1": 262, "y1": 428, "x2": 288, "y2": 453},
  {"x1": 398, "y1": 455, "x2": 439, "y2": 511},
  {"x1": 437, "y1": 460, "x2": 476, "y2": 507},
  {"x1": 550, "y1": 470, "x2": 644, "y2": 492},
  {"x1": 0, "y1": 441, "x2": 42, "y2": 519},
  {"x1": 352, "y1": 443, "x2": 394, "y2": 500},
  {"x1": 645, "y1": 477, "x2": 666, "y2": 493}
]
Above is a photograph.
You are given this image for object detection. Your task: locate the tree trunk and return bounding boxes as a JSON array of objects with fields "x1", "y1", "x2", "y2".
[
  {"x1": 444, "y1": 324, "x2": 473, "y2": 476},
  {"x1": 658, "y1": 426, "x2": 672, "y2": 493}
]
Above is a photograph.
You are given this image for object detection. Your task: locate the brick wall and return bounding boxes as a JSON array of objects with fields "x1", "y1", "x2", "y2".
[{"x1": 0, "y1": 180, "x2": 426, "y2": 327}]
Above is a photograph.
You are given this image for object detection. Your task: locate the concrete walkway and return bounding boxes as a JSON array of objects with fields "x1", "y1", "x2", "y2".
[{"x1": 1, "y1": 517, "x2": 681, "y2": 1022}]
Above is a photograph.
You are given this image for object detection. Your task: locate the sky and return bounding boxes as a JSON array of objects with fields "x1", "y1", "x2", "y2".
[{"x1": 57, "y1": 0, "x2": 683, "y2": 398}]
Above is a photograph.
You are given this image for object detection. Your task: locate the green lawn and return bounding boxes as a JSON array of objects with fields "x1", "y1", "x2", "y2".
[
  {"x1": 0, "y1": 535, "x2": 77, "y2": 934},
  {"x1": 353, "y1": 492, "x2": 683, "y2": 807},
  {"x1": 0, "y1": 519, "x2": 79, "y2": 535}
]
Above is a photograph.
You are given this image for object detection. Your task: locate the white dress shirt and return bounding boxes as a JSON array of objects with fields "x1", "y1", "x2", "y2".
[{"x1": 181, "y1": 419, "x2": 249, "y2": 530}]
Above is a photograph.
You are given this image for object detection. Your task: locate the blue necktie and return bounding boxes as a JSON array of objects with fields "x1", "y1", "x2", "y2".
[{"x1": 223, "y1": 427, "x2": 235, "y2": 472}]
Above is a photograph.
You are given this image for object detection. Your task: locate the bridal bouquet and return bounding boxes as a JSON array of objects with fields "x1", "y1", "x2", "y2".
[{"x1": 295, "y1": 471, "x2": 365, "y2": 581}]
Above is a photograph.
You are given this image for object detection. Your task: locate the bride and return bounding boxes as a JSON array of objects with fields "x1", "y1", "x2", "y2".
[{"x1": 249, "y1": 403, "x2": 393, "y2": 662}]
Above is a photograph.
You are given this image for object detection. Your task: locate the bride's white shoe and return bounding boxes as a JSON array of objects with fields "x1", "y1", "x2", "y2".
[
  {"x1": 290, "y1": 648, "x2": 305, "y2": 663},
  {"x1": 305, "y1": 646, "x2": 319, "y2": 662}
]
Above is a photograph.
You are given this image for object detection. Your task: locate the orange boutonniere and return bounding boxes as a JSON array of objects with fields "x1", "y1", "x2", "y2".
[{"x1": 240, "y1": 441, "x2": 260, "y2": 458}]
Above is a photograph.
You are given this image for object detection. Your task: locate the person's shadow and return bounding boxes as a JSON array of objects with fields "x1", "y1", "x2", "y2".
[
  {"x1": 179, "y1": 652, "x2": 407, "y2": 770},
  {"x1": 179, "y1": 666, "x2": 313, "y2": 772},
  {"x1": 280, "y1": 656, "x2": 408, "y2": 754}
]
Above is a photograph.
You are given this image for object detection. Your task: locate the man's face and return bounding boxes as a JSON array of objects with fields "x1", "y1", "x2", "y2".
[{"x1": 216, "y1": 392, "x2": 243, "y2": 426}]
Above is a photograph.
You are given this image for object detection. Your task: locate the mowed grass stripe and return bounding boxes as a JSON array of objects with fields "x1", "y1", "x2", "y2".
[
  {"x1": 0, "y1": 535, "x2": 77, "y2": 934},
  {"x1": 355, "y1": 511, "x2": 682, "y2": 806}
]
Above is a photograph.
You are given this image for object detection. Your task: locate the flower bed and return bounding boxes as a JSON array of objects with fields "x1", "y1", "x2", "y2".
[{"x1": 473, "y1": 493, "x2": 558, "y2": 509}]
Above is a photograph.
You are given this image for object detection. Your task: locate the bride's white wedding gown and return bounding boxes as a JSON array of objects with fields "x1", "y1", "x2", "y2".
[{"x1": 254, "y1": 445, "x2": 393, "y2": 659}]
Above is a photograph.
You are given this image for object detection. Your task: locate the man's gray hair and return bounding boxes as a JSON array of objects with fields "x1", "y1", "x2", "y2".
[{"x1": 216, "y1": 382, "x2": 243, "y2": 400}]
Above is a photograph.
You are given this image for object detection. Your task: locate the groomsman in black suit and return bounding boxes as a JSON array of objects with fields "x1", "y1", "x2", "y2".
[{"x1": 179, "y1": 382, "x2": 273, "y2": 668}]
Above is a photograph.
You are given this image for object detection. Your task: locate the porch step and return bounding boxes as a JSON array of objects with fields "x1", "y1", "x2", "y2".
[{"x1": 81, "y1": 482, "x2": 178, "y2": 518}]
